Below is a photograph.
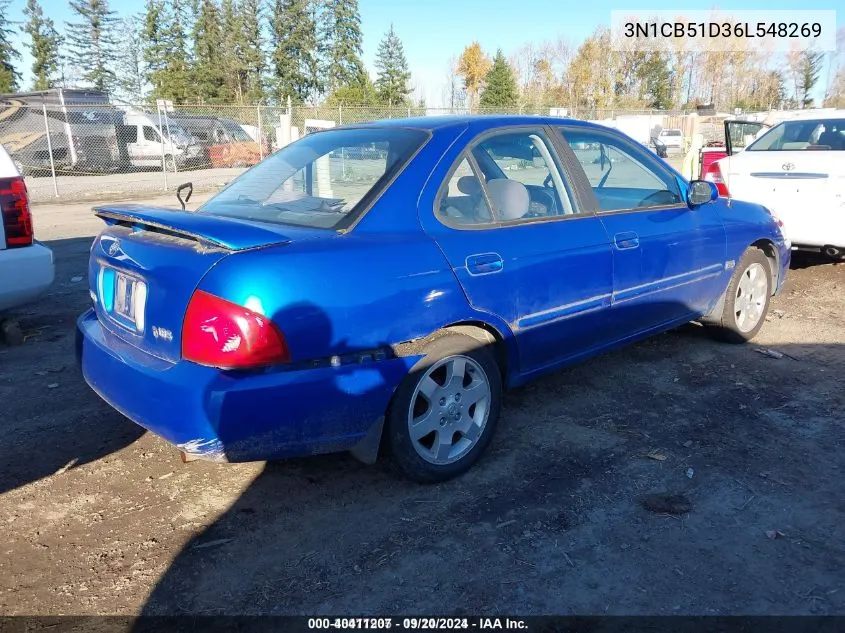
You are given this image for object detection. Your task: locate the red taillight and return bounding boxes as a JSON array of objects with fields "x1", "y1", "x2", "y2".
[
  {"x1": 0, "y1": 177, "x2": 34, "y2": 248},
  {"x1": 703, "y1": 160, "x2": 730, "y2": 197},
  {"x1": 182, "y1": 290, "x2": 290, "y2": 369}
]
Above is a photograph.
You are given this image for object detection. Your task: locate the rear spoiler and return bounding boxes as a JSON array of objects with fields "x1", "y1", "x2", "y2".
[{"x1": 93, "y1": 204, "x2": 292, "y2": 251}]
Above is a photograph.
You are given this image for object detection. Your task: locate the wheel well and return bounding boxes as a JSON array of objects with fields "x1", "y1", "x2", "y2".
[
  {"x1": 442, "y1": 322, "x2": 509, "y2": 382},
  {"x1": 751, "y1": 239, "x2": 779, "y2": 293}
]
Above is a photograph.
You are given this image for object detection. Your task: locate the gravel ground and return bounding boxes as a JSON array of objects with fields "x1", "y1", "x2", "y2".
[{"x1": 0, "y1": 195, "x2": 843, "y2": 615}]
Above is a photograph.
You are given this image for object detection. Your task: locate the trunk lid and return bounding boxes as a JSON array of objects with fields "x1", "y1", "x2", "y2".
[
  {"x1": 89, "y1": 205, "x2": 296, "y2": 362},
  {"x1": 722, "y1": 151, "x2": 841, "y2": 243}
]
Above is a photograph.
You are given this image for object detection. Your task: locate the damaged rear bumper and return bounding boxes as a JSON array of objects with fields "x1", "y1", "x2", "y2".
[{"x1": 76, "y1": 309, "x2": 413, "y2": 463}]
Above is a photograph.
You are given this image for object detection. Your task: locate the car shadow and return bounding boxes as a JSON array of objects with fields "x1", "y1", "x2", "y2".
[
  {"x1": 0, "y1": 235, "x2": 146, "y2": 495},
  {"x1": 789, "y1": 251, "x2": 842, "y2": 270},
  {"x1": 136, "y1": 301, "x2": 422, "y2": 619}
]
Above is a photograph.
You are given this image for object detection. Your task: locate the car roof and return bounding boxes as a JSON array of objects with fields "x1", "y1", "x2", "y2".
[{"x1": 341, "y1": 114, "x2": 604, "y2": 133}]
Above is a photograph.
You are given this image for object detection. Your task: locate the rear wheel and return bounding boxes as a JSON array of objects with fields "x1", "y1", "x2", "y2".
[
  {"x1": 385, "y1": 333, "x2": 502, "y2": 483},
  {"x1": 708, "y1": 247, "x2": 772, "y2": 343}
]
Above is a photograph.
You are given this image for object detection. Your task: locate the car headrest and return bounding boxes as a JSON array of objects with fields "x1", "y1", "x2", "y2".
[
  {"x1": 486, "y1": 178, "x2": 530, "y2": 221},
  {"x1": 817, "y1": 131, "x2": 843, "y2": 149},
  {"x1": 457, "y1": 175, "x2": 481, "y2": 196}
]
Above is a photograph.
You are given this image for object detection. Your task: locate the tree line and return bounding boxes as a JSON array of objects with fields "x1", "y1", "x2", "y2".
[
  {"x1": 453, "y1": 26, "x2": 845, "y2": 112},
  {"x1": 1, "y1": 0, "x2": 843, "y2": 111},
  {"x1": 0, "y1": 0, "x2": 413, "y2": 107}
]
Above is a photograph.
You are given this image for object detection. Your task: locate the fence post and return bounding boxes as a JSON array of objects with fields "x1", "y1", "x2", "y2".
[
  {"x1": 157, "y1": 104, "x2": 168, "y2": 191},
  {"x1": 257, "y1": 105, "x2": 264, "y2": 160},
  {"x1": 42, "y1": 104, "x2": 59, "y2": 198},
  {"x1": 407, "y1": 105, "x2": 411, "y2": 118},
  {"x1": 338, "y1": 103, "x2": 342, "y2": 125}
]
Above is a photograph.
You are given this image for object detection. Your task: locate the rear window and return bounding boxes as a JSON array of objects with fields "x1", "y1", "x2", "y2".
[
  {"x1": 747, "y1": 119, "x2": 845, "y2": 151},
  {"x1": 199, "y1": 127, "x2": 428, "y2": 229},
  {"x1": 662, "y1": 130, "x2": 682, "y2": 136}
]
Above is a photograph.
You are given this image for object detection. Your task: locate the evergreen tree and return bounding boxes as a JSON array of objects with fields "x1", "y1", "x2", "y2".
[
  {"x1": 325, "y1": 74, "x2": 378, "y2": 106},
  {"x1": 65, "y1": 0, "x2": 119, "y2": 93},
  {"x1": 269, "y1": 0, "x2": 320, "y2": 104},
  {"x1": 159, "y1": 0, "x2": 192, "y2": 102},
  {"x1": 0, "y1": 0, "x2": 20, "y2": 93},
  {"x1": 142, "y1": 0, "x2": 167, "y2": 98},
  {"x1": 239, "y1": 0, "x2": 264, "y2": 103},
  {"x1": 374, "y1": 24, "x2": 410, "y2": 106},
  {"x1": 798, "y1": 50, "x2": 824, "y2": 108},
  {"x1": 219, "y1": 0, "x2": 242, "y2": 102},
  {"x1": 116, "y1": 15, "x2": 145, "y2": 101},
  {"x1": 638, "y1": 51, "x2": 672, "y2": 109},
  {"x1": 22, "y1": 0, "x2": 61, "y2": 91},
  {"x1": 479, "y1": 49, "x2": 518, "y2": 108},
  {"x1": 192, "y1": 0, "x2": 225, "y2": 102},
  {"x1": 320, "y1": 0, "x2": 364, "y2": 91}
]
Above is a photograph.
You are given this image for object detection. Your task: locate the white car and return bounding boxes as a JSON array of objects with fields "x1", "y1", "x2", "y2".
[
  {"x1": 658, "y1": 128, "x2": 684, "y2": 149},
  {"x1": 706, "y1": 112, "x2": 845, "y2": 258},
  {"x1": 0, "y1": 144, "x2": 54, "y2": 312}
]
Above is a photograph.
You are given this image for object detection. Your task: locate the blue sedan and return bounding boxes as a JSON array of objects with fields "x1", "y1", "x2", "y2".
[{"x1": 76, "y1": 115, "x2": 790, "y2": 483}]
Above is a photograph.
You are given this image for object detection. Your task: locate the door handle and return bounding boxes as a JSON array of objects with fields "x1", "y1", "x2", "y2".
[
  {"x1": 466, "y1": 253, "x2": 503, "y2": 275},
  {"x1": 614, "y1": 232, "x2": 640, "y2": 250}
]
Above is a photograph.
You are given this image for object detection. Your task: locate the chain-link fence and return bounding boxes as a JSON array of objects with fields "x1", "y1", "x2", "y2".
[{"x1": 0, "y1": 99, "x2": 701, "y2": 204}]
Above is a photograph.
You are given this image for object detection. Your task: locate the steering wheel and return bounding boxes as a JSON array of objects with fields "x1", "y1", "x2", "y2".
[{"x1": 638, "y1": 190, "x2": 676, "y2": 208}]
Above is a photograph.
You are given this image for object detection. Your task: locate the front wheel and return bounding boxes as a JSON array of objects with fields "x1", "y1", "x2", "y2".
[
  {"x1": 385, "y1": 333, "x2": 502, "y2": 483},
  {"x1": 708, "y1": 247, "x2": 772, "y2": 343}
]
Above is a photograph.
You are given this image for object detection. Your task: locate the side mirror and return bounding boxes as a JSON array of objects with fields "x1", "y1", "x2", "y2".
[{"x1": 688, "y1": 180, "x2": 718, "y2": 207}]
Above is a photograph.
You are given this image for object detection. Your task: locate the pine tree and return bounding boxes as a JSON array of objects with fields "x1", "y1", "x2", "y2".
[
  {"x1": 320, "y1": 0, "x2": 364, "y2": 91},
  {"x1": 142, "y1": 0, "x2": 165, "y2": 98},
  {"x1": 219, "y1": 0, "x2": 242, "y2": 102},
  {"x1": 479, "y1": 49, "x2": 518, "y2": 108},
  {"x1": 158, "y1": 0, "x2": 192, "y2": 102},
  {"x1": 0, "y1": 0, "x2": 20, "y2": 93},
  {"x1": 798, "y1": 50, "x2": 824, "y2": 108},
  {"x1": 22, "y1": 0, "x2": 61, "y2": 91},
  {"x1": 239, "y1": 0, "x2": 264, "y2": 103},
  {"x1": 192, "y1": 0, "x2": 225, "y2": 102},
  {"x1": 115, "y1": 15, "x2": 145, "y2": 101},
  {"x1": 374, "y1": 24, "x2": 410, "y2": 106},
  {"x1": 65, "y1": 0, "x2": 119, "y2": 93},
  {"x1": 269, "y1": 0, "x2": 320, "y2": 104}
]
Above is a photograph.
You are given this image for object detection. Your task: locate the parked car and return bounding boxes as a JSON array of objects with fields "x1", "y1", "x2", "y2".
[
  {"x1": 0, "y1": 89, "x2": 123, "y2": 176},
  {"x1": 0, "y1": 144, "x2": 54, "y2": 312},
  {"x1": 705, "y1": 112, "x2": 845, "y2": 258},
  {"x1": 76, "y1": 115, "x2": 789, "y2": 483},
  {"x1": 658, "y1": 128, "x2": 684, "y2": 149},
  {"x1": 168, "y1": 115, "x2": 264, "y2": 169},
  {"x1": 117, "y1": 111, "x2": 203, "y2": 171}
]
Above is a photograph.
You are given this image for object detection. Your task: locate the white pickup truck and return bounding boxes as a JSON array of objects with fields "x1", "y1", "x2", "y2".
[{"x1": 0, "y1": 144, "x2": 54, "y2": 312}]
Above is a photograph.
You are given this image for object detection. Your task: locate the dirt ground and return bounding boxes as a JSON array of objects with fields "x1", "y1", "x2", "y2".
[{"x1": 1, "y1": 195, "x2": 843, "y2": 616}]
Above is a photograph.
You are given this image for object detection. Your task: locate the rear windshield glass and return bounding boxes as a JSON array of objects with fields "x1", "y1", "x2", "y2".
[
  {"x1": 198, "y1": 127, "x2": 428, "y2": 229},
  {"x1": 747, "y1": 119, "x2": 845, "y2": 151}
]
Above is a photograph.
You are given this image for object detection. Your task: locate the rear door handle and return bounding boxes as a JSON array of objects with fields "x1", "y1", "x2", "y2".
[
  {"x1": 466, "y1": 252, "x2": 503, "y2": 275},
  {"x1": 614, "y1": 232, "x2": 640, "y2": 250}
]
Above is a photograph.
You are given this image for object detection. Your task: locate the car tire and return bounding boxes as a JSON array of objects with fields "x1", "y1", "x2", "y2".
[
  {"x1": 385, "y1": 333, "x2": 502, "y2": 484},
  {"x1": 709, "y1": 247, "x2": 772, "y2": 344}
]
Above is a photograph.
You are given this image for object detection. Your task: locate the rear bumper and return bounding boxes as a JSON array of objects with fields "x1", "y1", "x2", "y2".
[
  {"x1": 76, "y1": 309, "x2": 414, "y2": 462},
  {"x1": 0, "y1": 243, "x2": 54, "y2": 312}
]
